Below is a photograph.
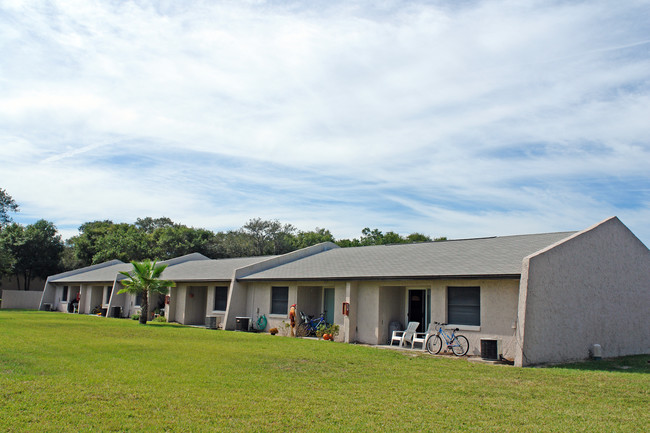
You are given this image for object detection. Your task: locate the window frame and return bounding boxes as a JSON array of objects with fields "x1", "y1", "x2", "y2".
[
  {"x1": 62, "y1": 286, "x2": 68, "y2": 302},
  {"x1": 270, "y1": 286, "x2": 289, "y2": 315},
  {"x1": 447, "y1": 286, "x2": 481, "y2": 327}
]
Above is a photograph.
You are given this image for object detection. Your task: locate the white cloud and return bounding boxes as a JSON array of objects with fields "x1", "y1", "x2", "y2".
[{"x1": 0, "y1": 0, "x2": 649, "y2": 246}]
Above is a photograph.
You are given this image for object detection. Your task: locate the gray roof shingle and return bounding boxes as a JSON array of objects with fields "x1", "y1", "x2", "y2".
[
  {"x1": 50, "y1": 262, "x2": 132, "y2": 283},
  {"x1": 240, "y1": 232, "x2": 575, "y2": 280},
  {"x1": 160, "y1": 256, "x2": 275, "y2": 281}
]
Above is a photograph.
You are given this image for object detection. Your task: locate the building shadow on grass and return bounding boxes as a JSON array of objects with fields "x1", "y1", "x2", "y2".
[{"x1": 546, "y1": 355, "x2": 649, "y2": 374}]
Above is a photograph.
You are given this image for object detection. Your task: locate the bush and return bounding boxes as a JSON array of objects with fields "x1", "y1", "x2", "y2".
[
  {"x1": 131, "y1": 314, "x2": 140, "y2": 321},
  {"x1": 152, "y1": 316, "x2": 166, "y2": 323}
]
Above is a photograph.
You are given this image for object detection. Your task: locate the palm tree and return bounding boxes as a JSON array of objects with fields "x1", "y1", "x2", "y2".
[{"x1": 119, "y1": 260, "x2": 175, "y2": 325}]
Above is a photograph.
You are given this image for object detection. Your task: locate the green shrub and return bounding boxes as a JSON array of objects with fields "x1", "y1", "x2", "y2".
[
  {"x1": 152, "y1": 316, "x2": 166, "y2": 323},
  {"x1": 131, "y1": 314, "x2": 140, "y2": 321}
]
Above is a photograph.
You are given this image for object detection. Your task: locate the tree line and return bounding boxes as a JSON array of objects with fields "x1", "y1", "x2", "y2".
[{"x1": 0, "y1": 189, "x2": 445, "y2": 290}]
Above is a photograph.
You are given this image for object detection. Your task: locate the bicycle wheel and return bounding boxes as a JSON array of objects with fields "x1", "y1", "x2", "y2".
[
  {"x1": 451, "y1": 335, "x2": 469, "y2": 356},
  {"x1": 296, "y1": 323, "x2": 310, "y2": 337},
  {"x1": 426, "y1": 335, "x2": 443, "y2": 354}
]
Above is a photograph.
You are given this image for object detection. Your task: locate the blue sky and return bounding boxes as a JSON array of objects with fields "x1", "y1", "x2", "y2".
[{"x1": 1, "y1": 0, "x2": 649, "y2": 246}]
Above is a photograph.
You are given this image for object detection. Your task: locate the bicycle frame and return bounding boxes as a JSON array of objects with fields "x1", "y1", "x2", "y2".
[
  {"x1": 433, "y1": 323, "x2": 461, "y2": 350},
  {"x1": 299, "y1": 312, "x2": 327, "y2": 336}
]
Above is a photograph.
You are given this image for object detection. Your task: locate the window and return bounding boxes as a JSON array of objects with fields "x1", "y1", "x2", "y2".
[
  {"x1": 447, "y1": 286, "x2": 480, "y2": 326},
  {"x1": 271, "y1": 286, "x2": 289, "y2": 315},
  {"x1": 62, "y1": 286, "x2": 68, "y2": 302},
  {"x1": 214, "y1": 286, "x2": 228, "y2": 311},
  {"x1": 135, "y1": 292, "x2": 142, "y2": 306},
  {"x1": 105, "y1": 287, "x2": 111, "y2": 304}
]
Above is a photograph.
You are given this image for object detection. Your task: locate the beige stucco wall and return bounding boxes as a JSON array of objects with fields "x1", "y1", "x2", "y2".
[
  {"x1": 348, "y1": 279, "x2": 519, "y2": 357},
  {"x1": 39, "y1": 284, "x2": 82, "y2": 313},
  {"x1": 239, "y1": 281, "x2": 347, "y2": 339},
  {"x1": 1, "y1": 290, "x2": 43, "y2": 309},
  {"x1": 516, "y1": 217, "x2": 650, "y2": 366},
  {"x1": 236, "y1": 278, "x2": 520, "y2": 350},
  {"x1": 204, "y1": 283, "x2": 230, "y2": 328}
]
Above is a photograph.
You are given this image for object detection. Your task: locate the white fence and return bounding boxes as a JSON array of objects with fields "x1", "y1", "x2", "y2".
[{"x1": 1, "y1": 290, "x2": 43, "y2": 309}]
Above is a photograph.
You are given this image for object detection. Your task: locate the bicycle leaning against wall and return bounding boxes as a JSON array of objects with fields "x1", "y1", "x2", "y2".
[
  {"x1": 297, "y1": 312, "x2": 327, "y2": 337},
  {"x1": 425, "y1": 322, "x2": 470, "y2": 356}
]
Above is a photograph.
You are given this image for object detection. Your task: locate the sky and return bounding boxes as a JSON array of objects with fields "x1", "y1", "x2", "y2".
[{"x1": 1, "y1": 0, "x2": 649, "y2": 246}]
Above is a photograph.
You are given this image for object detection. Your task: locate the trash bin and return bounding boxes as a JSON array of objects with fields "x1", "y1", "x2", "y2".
[{"x1": 235, "y1": 317, "x2": 250, "y2": 331}]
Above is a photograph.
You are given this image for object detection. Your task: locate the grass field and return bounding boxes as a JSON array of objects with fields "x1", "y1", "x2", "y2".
[{"x1": 0, "y1": 311, "x2": 648, "y2": 432}]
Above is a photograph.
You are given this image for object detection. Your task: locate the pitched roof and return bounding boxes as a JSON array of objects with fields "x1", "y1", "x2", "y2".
[
  {"x1": 160, "y1": 256, "x2": 276, "y2": 281},
  {"x1": 50, "y1": 261, "x2": 132, "y2": 283},
  {"x1": 49, "y1": 255, "x2": 276, "y2": 284},
  {"x1": 239, "y1": 232, "x2": 576, "y2": 280}
]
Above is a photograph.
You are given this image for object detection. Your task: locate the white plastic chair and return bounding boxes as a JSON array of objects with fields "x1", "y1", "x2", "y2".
[
  {"x1": 412, "y1": 322, "x2": 436, "y2": 350},
  {"x1": 390, "y1": 322, "x2": 420, "y2": 348}
]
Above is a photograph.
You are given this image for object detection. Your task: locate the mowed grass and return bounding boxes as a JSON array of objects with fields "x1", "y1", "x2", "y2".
[{"x1": 0, "y1": 311, "x2": 648, "y2": 432}]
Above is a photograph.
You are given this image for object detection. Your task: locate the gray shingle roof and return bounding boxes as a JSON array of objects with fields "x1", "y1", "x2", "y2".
[
  {"x1": 240, "y1": 232, "x2": 576, "y2": 280},
  {"x1": 160, "y1": 256, "x2": 276, "y2": 281},
  {"x1": 50, "y1": 256, "x2": 275, "y2": 284},
  {"x1": 50, "y1": 262, "x2": 132, "y2": 283}
]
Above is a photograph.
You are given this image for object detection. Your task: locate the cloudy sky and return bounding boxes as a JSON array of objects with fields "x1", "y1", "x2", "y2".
[{"x1": 1, "y1": 0, "x2": 649, "y2": 245}]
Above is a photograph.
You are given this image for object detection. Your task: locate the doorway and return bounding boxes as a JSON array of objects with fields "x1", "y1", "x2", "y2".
[
  {"x1": 323, "y1": 288, "x2": 334, "y2": 324},
  {"x1": 408, "y1": 289, "x2": 429, "y2": 332}
]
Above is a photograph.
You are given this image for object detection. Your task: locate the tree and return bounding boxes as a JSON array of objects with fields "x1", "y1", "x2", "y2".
[
  {"x1": 0, "y1": 220, "x2": 63, "y2": 290},
  {"x1": 67, "y1": 220, "x2": 116, "y2": 267},
  {"x1": 135, "y1": 217, "x2": 175, "y2": 234},
  {"x1": 92, "y1": 224, "x2": 150, "y2": 263},
  {"x1": 406, "y1": 232, "x2": 432, "y2": 243},
  {"x1": 118, "y1": 260, "x2": 175, "y2": 325},
  {"x1": 150, "y1": 225, "x2": 221, "y2": 260},
  {"x1": 241, "y1": 218, "x2": 297, "y2": 255},
  {"x1": 293, "y1": 228, "x2": 336, "y2": 249},
  {"x1": 0, "y1": 188, "x2": 19, "y2": 226}
]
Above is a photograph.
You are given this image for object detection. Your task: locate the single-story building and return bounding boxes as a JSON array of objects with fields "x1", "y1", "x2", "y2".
[{"x1": 39, "y1": 216, "x2": 649, "y2": 366}]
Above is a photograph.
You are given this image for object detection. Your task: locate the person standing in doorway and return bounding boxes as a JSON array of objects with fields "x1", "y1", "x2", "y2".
[{"x1": 289, "y1": 303, "x2": 297, "y2": 337}]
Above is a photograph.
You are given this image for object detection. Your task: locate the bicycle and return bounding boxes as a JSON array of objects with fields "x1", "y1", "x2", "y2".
[
  {"x1": 297, "y1": 312, "x2": 327, "y2": 337},
  {"x1": 425, "y1": 322, "x2": 470, "y2": 356}
]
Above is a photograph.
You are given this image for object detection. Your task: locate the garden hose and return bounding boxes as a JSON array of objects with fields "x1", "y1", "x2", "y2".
[{"x1": 256, "y1": 314, "x2": 267, "y2": 331}]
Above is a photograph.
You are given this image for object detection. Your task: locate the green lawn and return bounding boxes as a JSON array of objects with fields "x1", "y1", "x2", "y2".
[{"x1": 0, "y1": 311, "x2": 648, "y2": 432}]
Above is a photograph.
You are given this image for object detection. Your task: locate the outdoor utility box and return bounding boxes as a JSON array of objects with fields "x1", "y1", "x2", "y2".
[
  {"x1": 235, "y1": 317, "x2": 250, "y2": 332},
  {"x1": 206, "y1": 316, "x2": 222, "y2": 329},
  {"x1": 111, "y1": 306, "x2": 122, "y2": 318},
  {"x1": 480, "y1": 339, "x2": 502, "y2": 360}
]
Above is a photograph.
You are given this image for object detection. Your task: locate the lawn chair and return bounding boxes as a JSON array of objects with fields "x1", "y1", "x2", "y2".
[
  {"x1": 412, "y1": 322, "x2": 436, "y2": 351},
  {"x1": 390, "y1": 321, "x2": 420, "y2": 348}
]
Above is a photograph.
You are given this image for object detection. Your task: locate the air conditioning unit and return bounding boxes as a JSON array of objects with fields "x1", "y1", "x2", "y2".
[
  {"x1": 205, "y1": 316, "x2": 222, "y2": 329},
  {"x1": 480, "y1": 339, "x2": 502, "y2": 360}
]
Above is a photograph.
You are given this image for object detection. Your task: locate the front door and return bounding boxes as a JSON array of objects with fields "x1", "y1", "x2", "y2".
[
  {"x1": 323, "y1": 288, "x2": 335, "y2": 324},
  {"x1": 408, "y1": 289, "x2": 426, "y2": 332}
]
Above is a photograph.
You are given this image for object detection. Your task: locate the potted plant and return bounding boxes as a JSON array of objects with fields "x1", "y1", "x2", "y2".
[
  {"x1": 325, "y1": 324, "x2": 339, "y2": 341},
  {"x1": 315, "y1": 322, "x2": 328, "y2": 340}
]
